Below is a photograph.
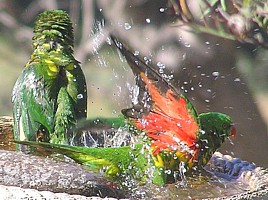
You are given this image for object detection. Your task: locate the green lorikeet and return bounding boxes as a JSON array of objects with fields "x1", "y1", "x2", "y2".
[
  {"x1": 111, "y1": 36, "x2": 236, "y2": 171},
  {"x1": 12, "y1": 10, "x2": 87, "y2": 149},
  {"x1": 14, "y1": 36, "x2": 236, "y2": 186},
  {"x1": 15, "y1": 140, "x2": 166, "y2": 186}
]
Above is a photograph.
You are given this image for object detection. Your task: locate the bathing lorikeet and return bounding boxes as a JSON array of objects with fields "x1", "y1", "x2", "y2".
[
  {"x1": 14, "y1": 36, "x2": 236, "y2": 186},
  {"x1": 14, "y1": 140, "x2": 169, "y2": 186},
  {"x1": 12, "y1": 10, "x2": 87, "y2": 149},
  {"x1": 111, "y1": 36, "x2": 236, "y2": 172}
]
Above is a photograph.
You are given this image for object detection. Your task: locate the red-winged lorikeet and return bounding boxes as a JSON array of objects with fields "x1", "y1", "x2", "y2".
[
  {"x1": 111, "y1": 36, "x2": 236, "y2": 171},
  {"x1": 13, "y1": 36, "x2": 236, "y2": 187}
]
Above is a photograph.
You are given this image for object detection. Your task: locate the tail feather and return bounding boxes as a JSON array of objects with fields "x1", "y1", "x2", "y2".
[{"x1": 14, "y1": 140, "x2": 141, "y2": 175}]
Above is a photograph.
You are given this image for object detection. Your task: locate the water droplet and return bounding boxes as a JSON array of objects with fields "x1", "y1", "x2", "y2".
[
  {"x1": 165, "y1": 169, "x2": 172, "y2": 175},
  {"x1": 77, "y1": 94, "x2": 83, "y2": 99},
  {"x1": 229, "y1": 138, "x2": 234, "y2": 145},
  {"x1": 156, "y1": 62, "x2": 165, "y2": 68},
  {"x1": 184, "y1": 43, "x2": 191, "y2": 48},
  {"x1": 205, "y1": 99, "x2": 210, "y2": 103},
  {"x1": 132, "y1": 85, "x2": 140, "y2": 105},
  {"x1": 159, "y1": 8, "x2": 165, "y2": 12},
  {"x1": 112, "y1": 68, "x2": 118, "y2": 79},
  {"x1": 116, "y1": 85, "x2": 122, "y2": 96},
  {"x1": 179, "y1": 162, "x2": 187, "y2": 180},
  {"x1": 145, "y1": 18, "x2": 151, "y2": 23},
  {"x1": 106, "y1": 37, "x2": 112, "y2": 45},
  {"x1": 234, "y1": 78, "x2": 240, "y2": 82},
  {"x1": 205, "y1": 41, "x2": 210, "y2": 45},
  {"x1": 134, "y1": 50, "x2": 140, "y2": 56},
  {"x1": 124, "y1": 23, "x2": 132, "y2": 30},
  {"x1": 212, "y1": 71, "x2": 220, "y2": 76},
  {"x1": 99, "y1": 8, "x2": 103, "y2": 12},
  {"x1": 182, "y1": 53, "x2": 186, "y2": 60}
]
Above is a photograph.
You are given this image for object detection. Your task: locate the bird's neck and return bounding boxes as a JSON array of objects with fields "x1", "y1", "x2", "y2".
[
  {"x1": 32, "y1": 41, "x2": 74, "y2": 64},
  {"x1": 24, "y1": 40, "x2": 78, "y2": 95},
  {"x1": 195, "y1": 131, "x2": 224, "y2": 166}
]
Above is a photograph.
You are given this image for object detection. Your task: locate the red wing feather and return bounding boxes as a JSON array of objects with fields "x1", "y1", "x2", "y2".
[
  {"x1": 133, "y1": 73, "x2": 199, "y2": 154},
  {"x1": 111, "y1": 36, "x2": 199, "y2": 156}
]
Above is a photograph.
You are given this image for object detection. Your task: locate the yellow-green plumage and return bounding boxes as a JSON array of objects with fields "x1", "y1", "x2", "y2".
[
  {"x1": 14, "y1": 112, "x2": 235, "y2": 187},
  {"x1": 15, "y1": 140, "x2": 166, "y2": 186},
  {"x1": 12, "y1": 10, "x2": 87, "y2": 149}
]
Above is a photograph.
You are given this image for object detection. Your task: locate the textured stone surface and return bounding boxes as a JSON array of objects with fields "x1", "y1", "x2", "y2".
[
  {"x1": 205, "y1": 152, "x2": 268, "y2": 200},
  {"x1": 0, "y1": 149, "x2": 124, "y2": 198},
  {"x1": 0, "y1": 116, "x2": 268, "y2": 199},
  {"x1": 0, "y1": 116, "x2": 15, "y2": 151},
  {"x1": 0, "y1": 149, "x2": 268, "y2": 199},
  {"x1": 0, "y1": 184, "x2": 120, "y2": 200}
]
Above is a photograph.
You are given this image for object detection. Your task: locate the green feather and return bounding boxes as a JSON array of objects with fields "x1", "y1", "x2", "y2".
[
  {"x1": 197, "y1": 112, "x2": 234, "y2": 166},
  {"x1": 14, "y1": 140, "x2": 166, "y2": 186},
  {"x1": 12, "y1": 10, "x2": 87, "y2": 148}
]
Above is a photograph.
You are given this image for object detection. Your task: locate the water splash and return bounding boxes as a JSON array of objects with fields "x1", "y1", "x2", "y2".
[
  {"x1": 126, "y1": 83, "x2": 139, "y2": 105},
  {"x1": 115, "y1": 85, "x2": 122, "y2": 97},
  {"x1": 77, "y1": 94, "x2": 83, "y2": 99},
  {"x1": 184, "y1": 43, "x2": 191, "y2": 48},
  {"x1": 234, "y1": 78, "x2": 241, "y2": 82},
  {"x1": 212, "y1": 71, "x2": 220, "y2": 77},
  {"x1": 175, "y1": 162, "x2": 188, "y2": 187},
  {"x1": 157, "y1": 62, "x2": 165, "y2": 74},
  {"x1": 91, "y1": 20, "x2": 108, "y2": 67},
  {"x1": 124, "y1": 23, "x2": 132, "y2": 30},
  {"x1": 145, "y1": 18, "x2": 151, "y2": 24},
  {"x1": 156, "y1": 62, "x2": 174, "y2": 81},
  {"x1": 134, "y1": 50, "x2": 140, "y2": 56},
  {"x1": 159, "y1": 8, "x2": 165, "y2": 13},
  {"x1": 132, "y1": 85, "x2": 140, "y2": 105}
]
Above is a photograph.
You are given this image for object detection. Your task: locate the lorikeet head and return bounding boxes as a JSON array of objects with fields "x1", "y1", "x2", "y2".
[
  {"x1": 33, "y1": 10, "x2": 74, "y2": 53},
  {"x1": 199, "y1": 112, "x2": 236, "y2": 144},
  {"x1": 196, "y1": 112, "x2": 236, "y2": 166},
  {"x1": 111, "y1": 36, "x2": 236, "y2": 172}
]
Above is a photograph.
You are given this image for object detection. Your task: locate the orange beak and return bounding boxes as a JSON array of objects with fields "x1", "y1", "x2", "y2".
[{"x1": 230, "y1": 125, "x2": 236, "y2": 139}]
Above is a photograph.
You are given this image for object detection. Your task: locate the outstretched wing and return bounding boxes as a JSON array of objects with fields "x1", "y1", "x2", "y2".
[
  {"x1": 12, "y1": 62, "x2": 54, "y2": 144},
  {"x1": 112, "y1": 36, "x2": 200, "y2": 154}
]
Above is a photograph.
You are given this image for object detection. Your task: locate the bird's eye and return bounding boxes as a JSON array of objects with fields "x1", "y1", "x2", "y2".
[{"x1": 222, "y1": 123, "x2": 230, "y2": 129}]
